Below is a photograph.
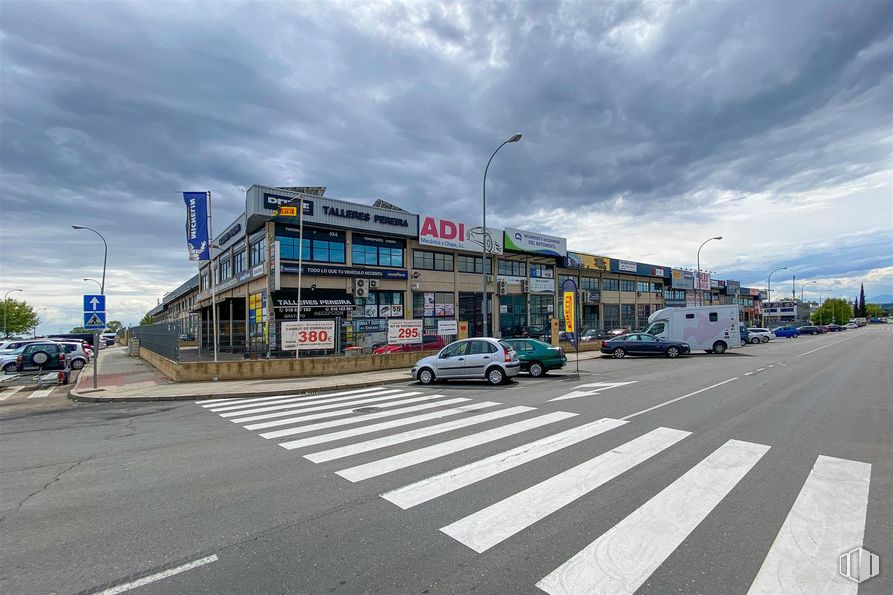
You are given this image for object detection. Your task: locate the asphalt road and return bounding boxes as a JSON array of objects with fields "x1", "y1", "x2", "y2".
[{"x1": 2, "y1": 327, "x2": 891, "y2": 594}]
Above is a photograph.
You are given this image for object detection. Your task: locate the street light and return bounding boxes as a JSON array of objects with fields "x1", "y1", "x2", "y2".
[
  {"x1": 33, "y1": 306, "x2": 48, "y2": 338},
  {"x1": 800, "y1": 280, "x2": 818, "y2": 302},
  {"x1": 3, "y1": 288, "x2": 23, "y2": 339},
  {"x1": 696, "y1": 236, "x2": 723, "y2": 306},
  {"x1": 817, "y1": 290, "x2": 828, "y2": 325},
  {"x1": 83, "y1": 278, "x2": 102, "y2": 292},
  {"x1": 72, "y1": 225, "x2": 108, "y2": 293},
  {"x1": 481, "y1": 132, "x2": 522, "y2": 337},
  {"x1": 766, "y1": 266, "x2": 788, "y2": 326}
]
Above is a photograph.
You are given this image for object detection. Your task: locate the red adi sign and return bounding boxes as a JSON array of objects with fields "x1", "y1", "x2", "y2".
[{"x1": 418, "y1": 215, "x2": 503, "y2": 254}]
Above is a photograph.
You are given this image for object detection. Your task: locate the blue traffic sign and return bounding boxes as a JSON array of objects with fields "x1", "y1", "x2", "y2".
[
  {"x1": 83, "y1": 294, "x2": 105, "y2": 312},
  {"x1": 84, "y1": 311, "x2": 106, "y2": 329}
]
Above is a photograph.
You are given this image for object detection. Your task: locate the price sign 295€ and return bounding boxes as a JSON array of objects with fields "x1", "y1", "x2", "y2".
[
  {"x1": 282, "y1": 321, "x2": 335, "y2": 350},
  {"x1": 387, "y1": 319, "x2": 423, "y2": 344}
]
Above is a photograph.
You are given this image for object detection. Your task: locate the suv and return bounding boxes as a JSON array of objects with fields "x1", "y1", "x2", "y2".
[
  {"x1": 747, "y1": 328, "x2": 773, "y2": 343},
  {"x1": 14, "y1": 342, "x2": 68, "y2": 372},
  {"x1": 772, "y1": 326, "x2": 800, "y2": 338},
  {"x1": 411, "y1": 338, "x2": 521, "y2": 385},
  {"x1": 797, "y1": 325, "x2": 821, "y2": 335}
]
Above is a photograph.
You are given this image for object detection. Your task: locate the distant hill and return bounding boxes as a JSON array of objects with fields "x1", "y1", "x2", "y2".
[{"x1": 868, "y1": 294, "x2": 893, "y2": 304}]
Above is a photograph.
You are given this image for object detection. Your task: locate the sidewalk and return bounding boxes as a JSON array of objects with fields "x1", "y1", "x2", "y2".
[{"x1": 70, "y1": 345, "x2": 602, "y2": 403}]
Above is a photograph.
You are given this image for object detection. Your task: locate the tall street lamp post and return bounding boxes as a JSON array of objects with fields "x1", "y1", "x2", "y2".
[
  {"x1": 481, "y1": 133, "x2": 522, "y2": 337},
  {"x1": 83, "y1": 278, "x2": 102, "y2": 292},
  {"x1": 72, "y1": 225, "x2": 108, "y2": 389},
  {"x1": 696, "y1": 236, "x2": 722, "y2": 306},
  {"x1": 765, "y1": 266, "x2": 788, "y2": 327},
  {"x1": 800, "y1": 280, "x2": 817, "y2": 302},
  {"x1": 3, "y1": 288, "x2": 23, "y2": 339}
]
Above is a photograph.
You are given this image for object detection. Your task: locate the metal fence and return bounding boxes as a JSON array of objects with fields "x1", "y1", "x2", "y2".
[{"x1": 130, "y1": 321, "x2": 181, "y2": 361}]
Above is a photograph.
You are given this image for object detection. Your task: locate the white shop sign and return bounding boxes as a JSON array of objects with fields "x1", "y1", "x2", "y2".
[
  {"x1": 388, "y1": 319, "x2": 423, "y2": 344},
  {"x1": 281, "y1": 320, "x2": 336, "y2": 350},
  {"x1": 437, "y1": 320, "x2": 458, "y2": 335}
]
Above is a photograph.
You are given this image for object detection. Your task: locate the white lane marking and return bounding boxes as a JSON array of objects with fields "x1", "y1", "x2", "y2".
[
  {"x1": 244, "y1": 396, "x2": 459, "y2": 432},
  {"x1": 305, "y1": 406, "x2": 535, "y2": 462},
  {"x1": 744, "y1": 372, "x2": 753, "y2": 376},
  {"x1": 536, "y1": 439, "x2": 770, "y2": 595},
  {"x1": 549, "y1": 381, "x2": 638, "y2": 402},
  {"x1": 795, "y1": 344, "x2": 833, "y2": 358},
  {"x1": 383, "y1": 418, "x2": 628, "y2": 510},
  {"x1": 767, "y1": 364, "x2": 774, "y2": 368},
  {"x1": 92, "y1": 554, "x2": 219, "y2": 595},
  {"x1": 747, "y1": 455, "x2": 871, "y2": 595},
  {"x1": 199, "y1": 385, "x2": 392, "y2": 408},
  {"x1": 756, "y1": 368, "x2": 765, "y2": 372},
  {"x1": 441, "y1": 427, "x2": 690, "y2": 553},
  {"x1": 28, "y1": 386, "x2": 56, "y2": 399},
  {"x1": 205, "y1": 387, "x2": 400, "y2": 413},
  {"x1": 336, "y1": 411, "x2": 577, "y2": 483},
  {"x1": 238, "y1": 394, "x2": 445, "y2": 428},
  {"x1": 0, "y1": 386, "x2": 25, "y2": 400},
  {"x1": 277, "y1": 401, "x2": 499, "y2": 448},
  {"x1": 621, "y1": 378, "x2": 738, "y2": 421},
  {"x1": 218, "y1": 391, "x2": 420, "y2": 418}
]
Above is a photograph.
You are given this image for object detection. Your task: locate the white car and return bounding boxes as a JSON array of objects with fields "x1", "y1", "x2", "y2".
[
  {"x1": 54, "y1": 342, "x2": 91, "y2": 370},
  {"x1": 844, "y1": 322, "x2": 859, "y2": 329},
  {"x1": 411, "y1": 338, "x2": 521, "y2": 385},
  {"x1": 746, "y1": 328, "x2": 774, "y2": 344}
]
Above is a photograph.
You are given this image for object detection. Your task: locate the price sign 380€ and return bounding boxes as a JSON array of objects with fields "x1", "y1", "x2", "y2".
[
  {"x1": 282, "y1": 321, "x2": 336, "y2": 350},
  {"x1": 388, "y1": 319, "x2": 423, "y2": 344}
]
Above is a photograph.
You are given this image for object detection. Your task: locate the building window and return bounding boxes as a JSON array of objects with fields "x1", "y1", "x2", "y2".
[
  {"x1": 581, "y1": 276, "x2": 599, "y2": 290},
  {"x1": 458, "y1": 255, "x2": 484, "y2": 274},
  {"x1": 602, "y1": 278, "x2": 619, "y2": 291},
  {"x1": 351, "y1": 236, "x2": 404, "y2": 267},
  {"x1": 412, "y1": 292, "x2": 455, "y2": 317},
  {"x1": 637, "y1": 281, "x2": 651, "y2": 293},
  {"x1": 530, "y1": 294, "x2": 553, "y2": 329},
  {"x1": 250, "y1": 238, "x2": 266, "y2": 267},
  {"x1": 413, "y1": 250, "x2": 453, "y2": 271},
  {"x1": 276, "y1": 228, "x2": 346, "y2": 263},
  {"x1": 529, "y1": 264, "x2": 554, "y2": 278},
  {"x1": 497, "y1": 259, "x2": 527, "y2": 277},
  {"x1": 620, "y1": 304, "x2": 636, "y2": 326},
  {"x1": 355, "y1": 291, "x2": 404, "y2": 318},
  {"x1": 603, "y1": 304, "x2": 620, "y2": 329},
  {"x1": 220, "y1": 259, "x2": 232, "y2": 280},
  {"x1": 620, "y1": 280, "x2": 636, "y2": 292},
  {"x1": 499, "y1": 294, "x2": 528, "y2": 333},
  {"x1": 201, "y1": 271, "x2": 209, "y2": 291},
  {"x1": 233, "y1": 251, "x2": 246, "y2": 274}
]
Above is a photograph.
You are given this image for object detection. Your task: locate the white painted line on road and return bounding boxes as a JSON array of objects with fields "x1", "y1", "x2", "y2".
[
  {"x1": 744, "y1": 372, "x2": 753, "y2": 376},
  {"x1": 337, "y1": 411, "x2": 577, "y2": 482},
  {"x1": 255, "y1": 397, "x2": 467, "y2": 436},
  {"x1": 199, "y1": 385, "x2": 392, "y2": 407},
  {"x1": 218, "y1": 390, "x2": 419, "y2": 418},
  {"x1": 767, "y1": 364, "x2": 774, "y2": 368},
  {"x1": 383, "y1": 418, "x2": 627, "y2": 510},
  {"x1": 276, "y1": 401, "x2": 498, "y2": 448},
  {"x1": 620, "y1": 378, "x2": 738, "y2": 421},
  {"x1": 305, "y1": 406, "x2": 534, "y2": 462},
  {"x1": 441, "y1": 427, "x2": 690, "y2": 552},
  {"x1": 28, "y1": 386, "x2": 56, "y2": 399},
  {"x1": 92, "y1": 554, "x2": 219, "y2": 595},
  {"x1": 747, "y1": 455, "x2": 871, "y2": 595},
  {"x1": 206, "y1": 387, "x2": 403, "y2": 413},
  {"x1": 0, "y1": 386, "x2": 25, "y2": 400},
  {"x1": 537, "y1": 439, "x2": 770, "y2": 595},
  {"x1": 795, "y1": 344, "x2": 833, "y2": 358},
  {"x1": 237, "y1": 394, "x2": 442, "y2": 428},
  {"x1": 756, "y1": 368, "x2": 765, "y2": 372},
  {"x1": 549, "y1": 381, "x2": 638, "y2": 402}
]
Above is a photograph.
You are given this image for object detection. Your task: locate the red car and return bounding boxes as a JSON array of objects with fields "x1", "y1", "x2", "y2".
[{"x1": 373, "y1": 335, "x2": 446, "y2": 354}]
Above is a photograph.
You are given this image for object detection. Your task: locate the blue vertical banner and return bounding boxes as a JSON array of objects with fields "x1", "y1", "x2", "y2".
[{"x1": 183, "y1": 191, "x2": 210, "y2": 261}]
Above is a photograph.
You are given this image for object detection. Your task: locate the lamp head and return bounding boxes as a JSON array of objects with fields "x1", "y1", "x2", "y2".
[
  {"x1": 508, "y1": 133, "x2": 522, "y2": 143},
  {"x1": 72, "y1": 225, "x2": 85, "y2": 230},
  {"x1": 713, "y1": 236, "x2": 723, "y2": 240}
]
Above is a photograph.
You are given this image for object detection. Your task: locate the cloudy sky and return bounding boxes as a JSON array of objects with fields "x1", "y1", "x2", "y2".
[{"x1": 1, "y1": 0, "x2": 891, "y2": 333}]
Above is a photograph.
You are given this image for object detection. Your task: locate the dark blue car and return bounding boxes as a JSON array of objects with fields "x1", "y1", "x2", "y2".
[
  {"x1": 600, "y1": 333, "x2": 691, "y2": 359},
  {"x1": 772, "y1": 326, "x2": 800, "y2": 338}
]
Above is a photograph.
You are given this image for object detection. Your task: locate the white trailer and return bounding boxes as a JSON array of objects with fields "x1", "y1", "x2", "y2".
[{"x1": 643, "y1": 306, "x2": 742, "y2": 353}]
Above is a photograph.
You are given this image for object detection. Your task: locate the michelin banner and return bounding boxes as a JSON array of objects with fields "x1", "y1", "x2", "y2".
[
  {"x1": 183, "y1": 192, "x2": 210, "y2": 261},
  {"x1": 503, "y1": 227, "x2": 567, "y2": 257}
]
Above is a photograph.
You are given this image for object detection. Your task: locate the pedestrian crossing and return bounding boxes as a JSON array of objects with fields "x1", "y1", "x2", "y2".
[
  {"x1": 198, "y1": 386, "x2": 874, "y2": 594},
  {"x1": 0, "y1": 384, "x2": 62, "y2": 401}
]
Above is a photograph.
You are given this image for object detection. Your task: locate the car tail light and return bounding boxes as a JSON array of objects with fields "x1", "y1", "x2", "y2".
[
  {"x1": 503, "y1": 345, "x2": 512, "y2": 360},
  {"x1": 16, "y1": 356, "x2": 22, "y2": 363}
]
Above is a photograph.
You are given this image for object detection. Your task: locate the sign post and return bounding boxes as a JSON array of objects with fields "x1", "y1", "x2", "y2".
[{"x1": 83, "y1": 294, "x2": 106, "y2": 389}]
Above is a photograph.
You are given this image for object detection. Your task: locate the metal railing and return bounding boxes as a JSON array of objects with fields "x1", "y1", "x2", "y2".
[{"x1": 130, "y1": 321, "x2": 181, "y2": 361}]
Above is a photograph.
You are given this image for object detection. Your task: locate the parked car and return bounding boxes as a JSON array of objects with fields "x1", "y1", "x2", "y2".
[
  {"x1": 101, "y1": 332, "x2": 117, "y2": 346},
  {"x1": 1, "y1": 351, "x2": 22, "y2": 373},
  {"x1": 772, "y1": 326, "x2": 800, "y2": 338},
  {"x1": 797, "y1": 325, "x2": 822, "y2": 336},
  {"x1": 54, "y1": 342, "x2": 90, "y2": 369},
  {"x1": 541, "y1": 330, "x2": 571, "y2": 343},
  {"x1": 600, "y1": 333, "x2": 691, "y2": 359},
  {"x1": 373, "y1": 335, "x2": 446, "y2": 354},
  {"x1": 827, "y1": 324, "x2": 845, "y2": 332},
  {"x1": 746, "y1": 328, "x2": 774, "y2": 343},
  {"x1": 0, "y1": 339, "x2": 45, "y2": 354},
  {"x1": 579, "y1": 329, "x2": 606, "y2": 342},
  {"x1": 501, "y1": 325, "x2": 544, "y2": 339},
  {"x1": 411, "y1": 338, "x2": 521, "y2": 385},
  {"x1": 13, "y1": 342, "x2": 68, "y2": 372},
  {"x1": 501, "y1": 339, "x2": 567, "y2": 377},
  {"x1": 844, "y1": 322, "x2": 859, "y2": 329},
  {"x1": 605, "y1": 327, "x2": 630, "y2": 337}
]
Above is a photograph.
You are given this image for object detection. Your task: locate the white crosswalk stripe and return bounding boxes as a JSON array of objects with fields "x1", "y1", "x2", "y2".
[
  {"x1": 200, "y1": 385, "x2": 394, "y2": 408},
  {"x1": 0, "y1": 386, "x2": 25, "y2": 400},
  {"x1": 305, "y1": 405, "x2": 536, "y2": 463},
  {"x1": 536, "y1": 439, "x2": 770, "y2": 595},
  {"x1": 336, "y1": 411, "x2": 577, "y2": 482},
  {"x1": 218, "y1": 390, "x2": 421, "y2": 418},
  {"x1": 383, "y1": 418, "x2": 628, "y2": 510},
  {"x1": 441, "y1": 427, "x2": 690, "y2": 553},
  {"x1": 28, "y1": 386, "x2": 56, "y2": 399},
  {"x1": 747, "y1": 455, "x2": 871, "y2": 595},
  {"x1": 277, "y1": 401, "x2": 500, "y2": 448},
  {"x1": 205, "y1": 387, "x2": 401, "y2": 413}
]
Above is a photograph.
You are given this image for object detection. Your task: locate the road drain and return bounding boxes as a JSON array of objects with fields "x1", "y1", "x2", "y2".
[{"x1": 353, "y1": 406, "x2": 382, "y2": 413}]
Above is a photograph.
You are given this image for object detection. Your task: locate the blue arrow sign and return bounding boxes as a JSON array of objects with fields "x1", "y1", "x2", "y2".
[
  {"x1": 84, "y1": 311, "x2": 106, "y2": 329},
  {"x1": 83, "y1": 294, "x2": 105, "y2": 312}
]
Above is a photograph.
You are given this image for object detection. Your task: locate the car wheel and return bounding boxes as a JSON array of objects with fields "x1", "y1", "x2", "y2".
[
  {"x1": 2, "y1": 362, "x2": 16, "y2": 373},
  {"x1": 71, "y1": 358, "x2": 85, "y2": 370},
  {"x1": 612, "y1": 348, "x2": 626, "y2": 359},
  {"x1": 761, "y1": 336, "x2": 769, "y2": 343},
  {"x1": 712, "y1": 341, "x2": 727, "y2": 354},
  {"x1": 792, "y1": 333, "x2": 800, "y2": 338},
  {"x1": 417, "y1": 368, "x2": 435, "y2": 385},
  {"x1": 750, "y1": 336, "x2": 761, "y2": 344},
  {"x1": 528, "y1": 361, "x2": 545, "y2": 377},
  {"x1": 487, "y1": 367, "x2": 506, "y2": 385},
  {"x1": 666, "y1": 346, "x2": 680, "y2": 358}
]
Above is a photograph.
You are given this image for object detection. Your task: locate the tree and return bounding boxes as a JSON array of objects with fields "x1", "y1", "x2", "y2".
[
  {"x1": 106, "y1": 320, "x2": 122, "y2": 332},
  {"x1": 2, "y1": 298, "x2": 40, "y2": 339},
  {"x1": 858, "y1": 284, "x2": 866, "y2": 317},
  {"x1": 865, "y1": 304, "x2": 885, "y2": 318},
  {"x1": 811, "y1": 298, "x2": 853, "y2": 325},
  {"x1": 70, "y1": 326, "x2": 87, "y2": 333},
  {"x1": 139, "y1": 314, "x2": 156, "y2": 326}
]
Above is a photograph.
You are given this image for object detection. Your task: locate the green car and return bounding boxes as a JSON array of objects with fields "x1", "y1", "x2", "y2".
[{"x1": 501, "y1": 338, "x2": 567, "y2": 377}]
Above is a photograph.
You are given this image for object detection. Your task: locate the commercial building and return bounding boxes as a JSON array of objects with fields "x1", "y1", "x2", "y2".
[
  {"x1": 146, "y1": 274, "x2": 200, "y2": 337},
  {"x1": 150, "y1": 184, "x2": 762, "y2": 354},
  {"x1": 762, "y1": 300, "x2": 812, "y2": 325}
]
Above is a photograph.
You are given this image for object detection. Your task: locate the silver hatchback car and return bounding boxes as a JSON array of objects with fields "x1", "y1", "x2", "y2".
[{"x1": 411, "y1": 338, "x2": 521, "y2": 385}]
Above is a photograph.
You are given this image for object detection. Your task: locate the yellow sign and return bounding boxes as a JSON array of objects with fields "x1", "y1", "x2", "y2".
[
  {"x1": 458, "y1": 320, "x2": 469, "y2": 340},
  {"x1": 563, "y1": 291, "x2": 575, "y2": 334},
  {"x1": 568, "y1": 252, "x2": 610, "y2": 271},
  {"x1": 277, "y1": 206, "x2": 298, "y2": 217}
]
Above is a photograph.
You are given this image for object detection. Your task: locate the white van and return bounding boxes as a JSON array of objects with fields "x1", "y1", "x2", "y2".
[{"x1": 643, "y1": 306, "x2": 743, "y2": 353}]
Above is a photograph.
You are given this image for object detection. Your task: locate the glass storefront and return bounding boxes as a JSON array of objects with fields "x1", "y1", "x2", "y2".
[
  {"x1": 498, "y1": 295, "x2": 527, "y2": 334},
  {"x1": 459, "y1": 292, "x2": 491, "y2": 337}
]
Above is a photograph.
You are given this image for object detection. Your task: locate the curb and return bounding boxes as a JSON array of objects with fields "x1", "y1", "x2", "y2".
[{"x1": 67, "y1": 375, "x2": 412, "y2": 403}]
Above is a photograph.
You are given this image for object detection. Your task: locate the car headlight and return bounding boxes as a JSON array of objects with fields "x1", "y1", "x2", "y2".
[{"x1": 683, "y1": 344, "x2": 690, "y2": 348}]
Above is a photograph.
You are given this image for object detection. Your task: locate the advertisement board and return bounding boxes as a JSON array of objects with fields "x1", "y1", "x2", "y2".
[
  {"x1": 281, "y1": 320, "x2": 336, "y2": 350},
  {"x1": 617, "y1": 259, "x2": 638, "y2": 273},
  {"x1": 696, "y1": 272, "x2": 711, "y2": 290},
  {"x1": 503, "y1": 227, "x2": 567, "y2": 257},
  {"x1": 671, "y1": 269, "x2": 694, "y2": 290},
  {"x1": 529, "y1": 277, "x2": 555, "y2": 293},
  {"x1": 388, "y1": 319, "x2": 423, "y2": 344},
  {"x1": 437, "y1": 320, "x2": 458, "y2": 335},
  {"x1": 563, "y1": 291, "x2": 576, "y2": 334},
  {"x1": 564, "y1": 252, "x2": 610, "y2": 271},
  {"x1": 418, "y1": 215, "x2": 503, "y2": 254}
]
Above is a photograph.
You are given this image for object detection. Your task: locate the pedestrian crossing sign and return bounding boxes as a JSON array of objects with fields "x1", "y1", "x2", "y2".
[{"x1": 84, "y1": 312, "x2": 106, "y2": 329}]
